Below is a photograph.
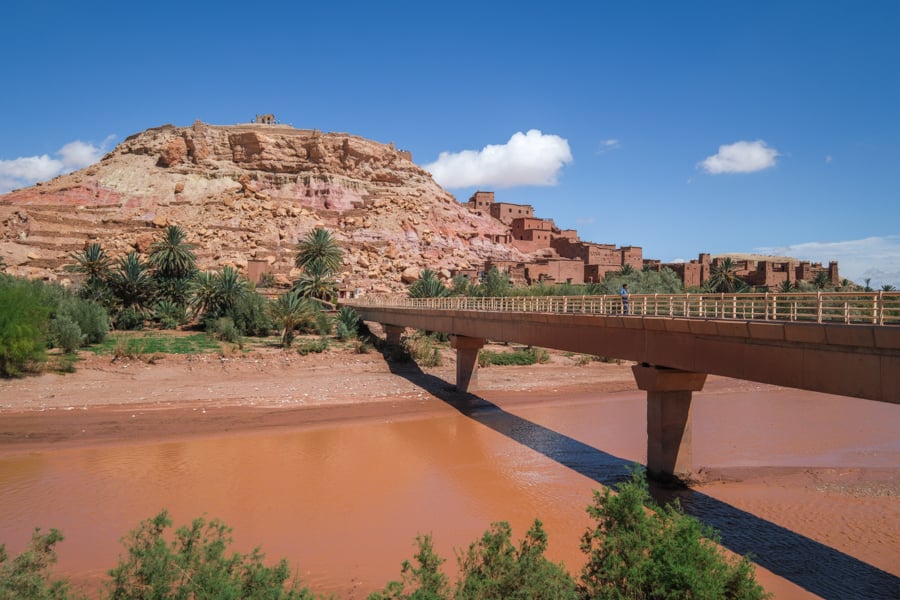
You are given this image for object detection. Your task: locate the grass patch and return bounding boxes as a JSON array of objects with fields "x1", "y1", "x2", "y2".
[{"x1": 91, "y1": 332, "x2": 223, "y2": 356}]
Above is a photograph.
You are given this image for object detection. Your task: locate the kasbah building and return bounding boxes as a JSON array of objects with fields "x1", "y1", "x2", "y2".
[{"x1": 457, "y1": 191, "x2": 840, "y2": 290}]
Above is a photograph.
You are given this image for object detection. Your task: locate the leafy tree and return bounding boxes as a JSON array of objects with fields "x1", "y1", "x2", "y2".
[
  {"x1": 449, "y1": 274, "x2": 473, "y2": 296},
  {"x1": 579, "y1": 469, "x2": 769, "y2": 600},
  {"x1": 476, "y1": 267, "x2": 512, "y2": 297},
  {"x1": 294, "y1": 228, "x2": 343, "y2": 275},
  {"x1": 704, "y1": 258, "x2": 748, "y2": 293},
  {"x1": 268, "y1": 291, "x2": 315, "y2": 347},
  {"x1": 107, "y1": 511, "x2": 314, "y2": 600},
  {"x1": 0, "y1": 528, "x2": 77, "y2": 599},
  {"x1": 409, "y1": 269, "x2": 450, "y2": 298},
  {"x1": 454, "y1": 520, "x2": 576, "y2": 599},
  {"x1": 0, "y1": 277, "x2": 51, "y2": 377}
]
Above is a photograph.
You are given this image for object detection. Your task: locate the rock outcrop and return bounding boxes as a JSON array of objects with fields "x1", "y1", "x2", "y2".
[{"x1": 0, "y1": 121, "x2": 524, "y2": 292}]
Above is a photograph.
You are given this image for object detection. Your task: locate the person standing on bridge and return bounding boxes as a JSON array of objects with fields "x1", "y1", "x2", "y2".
[{"x1": 620, "y1": 283, "x2": 630, "y2": 315}]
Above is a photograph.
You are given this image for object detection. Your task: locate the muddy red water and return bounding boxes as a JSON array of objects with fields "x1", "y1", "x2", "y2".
[{"x1": 1, "y1": 357, "x2": 898, "y2": 599}]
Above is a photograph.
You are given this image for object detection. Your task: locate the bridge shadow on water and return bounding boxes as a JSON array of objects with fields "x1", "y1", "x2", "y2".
[{"x1": 385, "y1": 359, "x2": 899, "y2": 600}]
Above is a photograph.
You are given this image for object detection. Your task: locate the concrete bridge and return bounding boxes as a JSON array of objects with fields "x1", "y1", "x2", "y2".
[{"x1": 345, "y1": 292, "x2": 900, "y2": 480}]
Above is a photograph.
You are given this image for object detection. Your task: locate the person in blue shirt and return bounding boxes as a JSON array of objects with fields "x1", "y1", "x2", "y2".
[{"x1": 620, "y1": 283, "x2": 629, "y2": 314}]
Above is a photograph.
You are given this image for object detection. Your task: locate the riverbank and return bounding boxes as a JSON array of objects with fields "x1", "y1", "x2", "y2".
[{"x1": 1, "y1": 345, "x2": 898, "y2": 599}]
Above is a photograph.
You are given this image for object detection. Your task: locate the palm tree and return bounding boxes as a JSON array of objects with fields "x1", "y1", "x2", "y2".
[
  {"x1": 268, "y1": 291, "x2": 314, "y2": 347},
  {"x1": 409, "y1": 269, "x2": 449, "y2": 298},
  {"x1": 293, "y1": 263, "x2": 337, "y2": 304},
  {"x1": 188, "y1": 271, "x2": 219, "y2": 318},
  {"x1": 214, "y1": 266, "x2": 249, "y2": 315},
  {"x1": 813, "y1": 271, "x2": 831, "y2": 290},
  {"x1": 294, "y1": 228, "x2": 343, "y2": 275},
  {"x1": 882, "y1": 284, "x2": 897, "y2": 291},
  {"x1": 778, "y1": 280, "x2": 795, "y2": 293},
  {"x1": 704, "y1": 258, "x2": 746, "y2": 293},
  {"x1": 109, "y1": 252, "x2": 156, "y2": 321},
  {"x1": 618, "y1": 264, "x2": 635, "y2": 276},
  {"x1": 70, "y1": 242, "x2": 111, "y2": 285},
  {"x1": 148, "y1": 225, "x2": 197, "y2": 280}
]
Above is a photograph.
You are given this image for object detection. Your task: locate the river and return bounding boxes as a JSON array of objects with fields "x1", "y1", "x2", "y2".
[{"x1": 1, "y1": 384, "x2": 898, "y2": 599}]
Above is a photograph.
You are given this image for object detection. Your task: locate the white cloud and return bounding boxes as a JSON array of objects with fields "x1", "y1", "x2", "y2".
[
  {"x1": 698, "y1": 140, "x2": 779, "y2": 174},
  {"x1": 597, "y1": 138, "x2": 620, "y2": 152},
  {"x1": 0, "y1": 136, "x2": 115, "y2": 193},
  {"x1": 424, "y1": 130, "x2": 573, "y2": 189},
  {"x1": 753, "y1": 236, "x2": 900, "y2": 289}
]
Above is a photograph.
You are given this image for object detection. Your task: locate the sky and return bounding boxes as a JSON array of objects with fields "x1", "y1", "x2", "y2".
[{"x1": 1, "y1": 1, "x2": 898, "y2": 288}]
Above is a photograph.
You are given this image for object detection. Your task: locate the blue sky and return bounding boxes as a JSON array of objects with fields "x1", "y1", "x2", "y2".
[{"x1": 2, "y1": 1, "x2": 898, "y2": 287}]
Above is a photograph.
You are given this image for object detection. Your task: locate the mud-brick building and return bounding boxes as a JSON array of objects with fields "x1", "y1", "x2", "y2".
[
  {"x1": 511, "y1": 217, "x2": 555, "y2": 252},
  {"x1": 465, "y1": 191, "x2": 535, "y2": 225}
]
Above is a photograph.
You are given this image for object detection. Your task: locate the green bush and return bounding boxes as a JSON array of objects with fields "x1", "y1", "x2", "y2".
[
  {"x1": 153, "y1": 299, "x2": 188, "y2": 330},
  {"x1": 60, "y1": 297, "x2": 108, "y2": 344},
  {"x1": 579, "y1": 469, "x2": 770, "y2": 600},
  {"x1": 403, "y1": 332, "x2": 443, "y2": 367},
  {"x1": 0, "y1": 528, "x2": 76, "y2": 599},
  {"x1": 114, "y1": 307, "x2": 144, "y2": 331},
  {"x1": 455, "y1": 520, "x2": 576, "y2": 599},
  {"x1": 368, "y1": 533, "x2": 449, "y2": 600},
  {"x1": 50, "y1": 315, "x2": 83, "y2": 354},
  {"x1": 0, "y1": 278, "x2": 51, "y2": 377},
  {"x1": 478, "y1": 347, "x2": 548, "y2": 367},
  {"x1": 207, "y1": 317, "x2": 242, "y2": 345},
  {"x1": 336, "y1": 306, "x2": 360, "y2": 341},
  {"x1": 228, "y1": 291, "x2": 273, "y2": 337},
  {"x1": 107, "y1": 511, "x2": 313, "y2": 600},
  {"x1": 296, "y1": 336, "x2": 330, "y2": 356}
]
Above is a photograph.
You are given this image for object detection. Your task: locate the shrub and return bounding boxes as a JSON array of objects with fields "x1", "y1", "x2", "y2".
[
  {"x1": 114, "y1": 307, "x2": 144, "y2": 331},
  {"x1": 0, "y1": 278, "x2": 51, "y2": 377},
  {"x1": 153, "y1": 299, "x2": 188, "y2": 330},
  {"x1": 207, "y1": 317, "x2": 241, "y2": 345},
  {"x1": 579, "y1": 469, "x2": 770, "y2": 600},
  {"x1": 478, "y1": 347, "x2": 547, "y2": 367},
  {"x1": 455, "y1": 520, "x2": 576, "y2": 599},
  {"x1": 368, "y1": 534, "x2": 449, "y2": 600},
  {"x1": 0, "y1": 528, "x2": 76, "y2": 599},
  {"x1": 107, "y1": 511, "x2": 314, "y2": 599},
  {"x1": 335, "y1": 306, "x2": 360, "y2": 341},
  {"x1": 229, "y1": 291, "x2": 273, "y2": 337},
  {"x1": 403, "y1": 332, "x2": 443, "y2": 367},
  {"x1": 50, "y1": 315, "x2": 83, "y2": 354},
  {"x1": 296, "y1": 336, "x2": 330, "y2": 356}
]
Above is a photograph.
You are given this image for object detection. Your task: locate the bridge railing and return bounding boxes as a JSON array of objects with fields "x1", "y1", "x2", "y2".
[{"x1": 346, "y1": 291, "x2": 900, "y2": 326}]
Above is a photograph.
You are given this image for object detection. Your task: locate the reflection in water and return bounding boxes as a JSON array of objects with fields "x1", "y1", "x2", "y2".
[{"x1": 1, "y1": 379, "x2": 898, "y2": 599}]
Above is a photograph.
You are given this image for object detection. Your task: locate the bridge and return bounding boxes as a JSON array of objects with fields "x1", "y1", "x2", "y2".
[{"x1": 345, "y1": 291, "x2": 900, "y2": 480}]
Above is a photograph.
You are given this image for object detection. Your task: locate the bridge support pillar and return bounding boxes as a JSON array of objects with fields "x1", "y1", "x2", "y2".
[
  {"x1": 633, "y1": 364, "x2": 707, "y2": 481},
  {"x1": 451, "y1": 335, "x2": 485, "y2": 393},
  {"x1": 383, "y1": 324, "x2": 405, "y2": 347}
]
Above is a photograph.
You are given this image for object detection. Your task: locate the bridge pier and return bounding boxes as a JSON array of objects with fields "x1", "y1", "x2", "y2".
[
  {"x1": 451, "y1": 335, "x2": 485, "y2": 393},
  {"x1": 632, "y1": 364, "x2": 707, "y2": 481},
  {"x1": 383, "y1": 324, "x2": 405, "y2": 347}
]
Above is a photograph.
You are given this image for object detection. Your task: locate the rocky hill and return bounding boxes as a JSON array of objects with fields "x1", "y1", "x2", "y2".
[{"x1": 0, "y1": 121, "x2": 526, "y2": 292}]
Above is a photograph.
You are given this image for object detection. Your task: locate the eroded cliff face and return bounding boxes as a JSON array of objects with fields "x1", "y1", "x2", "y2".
[{"x1": 0, "y1": 121, "x2": 524, "y2": 292}]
